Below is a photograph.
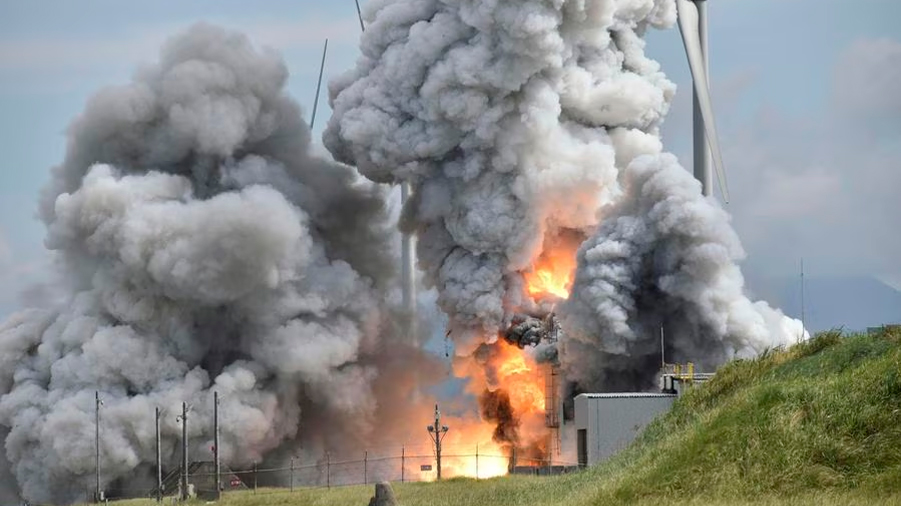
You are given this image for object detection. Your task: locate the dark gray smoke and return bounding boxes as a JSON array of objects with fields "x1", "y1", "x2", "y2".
[
  {"x1": 325, "y1": 0, "x2": 803, "y2": 395},
  {"x1": 0, "y1": 23, "x2": 435, "y2": 504}
]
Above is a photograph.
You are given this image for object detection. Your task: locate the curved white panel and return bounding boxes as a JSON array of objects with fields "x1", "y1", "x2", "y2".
[{"x1": 676, "y1": 0, "x2": 730, "y2": 203}]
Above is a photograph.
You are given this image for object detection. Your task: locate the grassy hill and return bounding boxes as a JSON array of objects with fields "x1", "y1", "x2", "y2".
[{"x1": 109, "y1": 329, "x2": 901, "y2": 505}]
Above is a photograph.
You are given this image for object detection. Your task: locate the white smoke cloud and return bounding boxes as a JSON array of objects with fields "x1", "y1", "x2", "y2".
[{"x1": 0, "y1": 23, "x2": 424, "y2": 504}]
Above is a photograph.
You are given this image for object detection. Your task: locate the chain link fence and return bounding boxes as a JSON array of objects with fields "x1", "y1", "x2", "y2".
[
  {"x1": 128, "y1": 444, "x2": 578, "y2": 501},
  {"x1": 70, "y1": 445, "x2": 578, "y2": 503}
]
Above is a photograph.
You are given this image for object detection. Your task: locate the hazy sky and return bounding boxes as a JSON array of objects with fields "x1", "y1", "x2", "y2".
[{"x1": 1, "y1": 0, "x2": 900, "y2": 319}]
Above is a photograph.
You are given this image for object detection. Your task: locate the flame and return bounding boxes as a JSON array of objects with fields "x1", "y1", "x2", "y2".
[
  {"x1": 527, "y1": 269, "x2": 572, "y2": 299},
  {"x1": 439, "y1": 340, "x2": 550, "y2": 478},
  {"x1": 413, "y1": 232, "x2": 588, "y2": 481},
  {"x1": 419, "y1": 418, "x2": 513, "y2": 480},
  {"x1": 522, "y1": 231, "x2": 582, "y2": 300},
  {"x1": 493, "y1": 342, "x2": 546, "y2": 413}
]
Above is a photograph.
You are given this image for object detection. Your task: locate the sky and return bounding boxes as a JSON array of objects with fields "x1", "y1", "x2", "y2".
[{"x1": 1, "y1": 0, "x2": 900, "y2": 327}]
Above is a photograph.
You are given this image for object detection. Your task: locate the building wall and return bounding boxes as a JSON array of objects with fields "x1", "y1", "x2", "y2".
[{"x1": 574, "y1": 393, "x2": 676, "y2": 466}]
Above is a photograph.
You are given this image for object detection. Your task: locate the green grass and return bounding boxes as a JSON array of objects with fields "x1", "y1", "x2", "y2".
[{"x1": 106, "y1": 329, "x2": 901, "y2": 505}]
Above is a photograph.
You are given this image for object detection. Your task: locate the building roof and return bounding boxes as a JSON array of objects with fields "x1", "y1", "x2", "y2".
[{"x1": 576, "y1": 392, "x2": 677, "y2": 399}]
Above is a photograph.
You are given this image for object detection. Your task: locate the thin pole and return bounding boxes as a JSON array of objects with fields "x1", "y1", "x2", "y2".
[
  {"x1": 660, "y1": 326, "x2": 665, "y2": 369},
  {"x1": 801, "y1": 258, "x2": 806, "y2": 333},
  {"x1": 180, "y1": 402, "x2": 189, "y2": 501},
  {"x1": 427, "y1": 404, "x2": 448, "y2": 480},
  {"x1": 309, "y1": 39, "x2": 329, "y2": 130},
  {"x1": 214, "y1": 392, "x2": 220, "y2": 500},
  {"x1": 326, "y1": 453, "x2": 331, "y2": 489},
  {"x1": 475, "y1": 444, "x2": 479, "y2": 480},
  {"x1": 95, "y1": 391, "x2": 101, "y2": 503},
  {"x1": 364, "y1": 450, "x2": 368, "y2": 485},
  {"x1": 290, "y1": 456, "x2": 295, "y2": 492},
  {"x1": 401, "y1": 446, "x2": 405, "y2": 483},
  {"x1": 253, "y1": 462, "x2": 257, "y2": 493},
  {"x1": 354, "y1": 0, "x2": 365, "y2": 32},
  {"x1": 401, "y1": 183, "x2": 417, "y2": 341},
  {"x1": 155, "y1": 407, "x2": 162, "y2": 503}
]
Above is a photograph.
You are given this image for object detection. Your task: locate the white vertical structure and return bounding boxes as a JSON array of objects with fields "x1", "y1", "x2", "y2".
[
  {"x1": 677, "y1": 0, "x2": 730, "y2": 203},
  {"x1": 354, "y1": 1, "x2": 417, "y2": 328},
  {"x1": 400, "y1": 182, "x2": 416, "y2": 320},
  {"x1": 692, "y1": 0, "x2": 712, "y2": 197}
]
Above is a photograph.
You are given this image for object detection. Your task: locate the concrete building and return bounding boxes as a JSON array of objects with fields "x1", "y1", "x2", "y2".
[{"x1": 574, "y1": 393, "x2": 676, "y2": 467}]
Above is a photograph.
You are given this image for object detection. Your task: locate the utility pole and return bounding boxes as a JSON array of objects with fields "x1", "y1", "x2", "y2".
[
  {"x1": 155, "y1": 407, "x2": 162, "y2": 503},
  {"x1": 95, "y1": 391, "x2": 103, "y2": 503},
  {"x1": 177, "y1": 402, "x2": 189, "y2": 501},
  {"x1": 213, "y1": 392, "x2": 220, "y2": 500},
  {"x1": 800, "y1": 258, "x2": 807, "y2": 334},
  {"x1": 660, "y1": 326, "x2": 666, "y2": 369},
  {"x1": 426, "y1": 404, "x2": 449, "y2": 480}
]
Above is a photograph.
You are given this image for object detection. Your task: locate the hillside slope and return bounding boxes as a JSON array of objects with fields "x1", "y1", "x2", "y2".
[{"x1": 109, "y1": 330, "x2": 901, "y2": 506}]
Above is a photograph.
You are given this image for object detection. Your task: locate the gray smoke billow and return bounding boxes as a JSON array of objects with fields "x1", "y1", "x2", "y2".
[
  {"x1": 326, "y1": 0, "x2": 678, "y2": 353},
  {"x1": 0, "y1": 23, "x2": 438, "y2": 503},
  {"x1": 326, "y1": 0, "x2": 803, "y2": 390},
  {"x1": 559, "y1": 154, "x2": 806, "y2": 391}
]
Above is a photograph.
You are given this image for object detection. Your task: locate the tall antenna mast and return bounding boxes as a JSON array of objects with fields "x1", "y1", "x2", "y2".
[
  {"x1": 309, "y1": 39, "x2": 329, "y2": 130},
  {"x1": 800, "y1": 258, "x2": 806, "y2": 333},
  {"x1": 352, "y1": 0, "x2": 418, "y2": 334}
]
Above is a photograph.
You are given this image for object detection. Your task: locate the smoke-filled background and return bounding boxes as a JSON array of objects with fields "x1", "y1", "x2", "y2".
[
  {"x1": 325, "y1": 0, "x2": 804, "y2": 393},
  {"x1": 0, "y1": 23, "x2": 445, "y2": 503}
]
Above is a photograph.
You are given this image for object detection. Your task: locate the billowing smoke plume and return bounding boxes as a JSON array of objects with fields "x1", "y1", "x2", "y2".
[
  {"x1": 560, "y1": 154, "x2": 806, "y2": 391},
  {"x1": 325, "y1": 0, "x2": 802, "y2": 393},
  {"x1": 326, "y1": 0, "x2": 679, "y2": 354},
  {"x1": 0, "y1": 24, "x2": 435, "y2": 503}
]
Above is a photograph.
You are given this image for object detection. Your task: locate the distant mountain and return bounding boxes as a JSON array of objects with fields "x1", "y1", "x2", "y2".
[{"x1": 744, "y1": 275, "x2": 901, "y2": 333}]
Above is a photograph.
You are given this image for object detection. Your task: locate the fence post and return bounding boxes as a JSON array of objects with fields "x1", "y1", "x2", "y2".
[
  {"x1": 253, "y1": 462, "x2": 257, "y2": 494},
  {"x1": 326, "y1": 452, "x2": 331, "y2": 490},
  {"x1": 290, "y1": 456, "x2": 295, "y2": 492},
  {"x1": 475, "y1": 444, "x2": 479, "y2": 480},
  {"x1": 401, "y1": 446, "x2": 405, "y2": 483},
  {"x1": 364, "y1": 450, "x2": 368, "y2": 485}
]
